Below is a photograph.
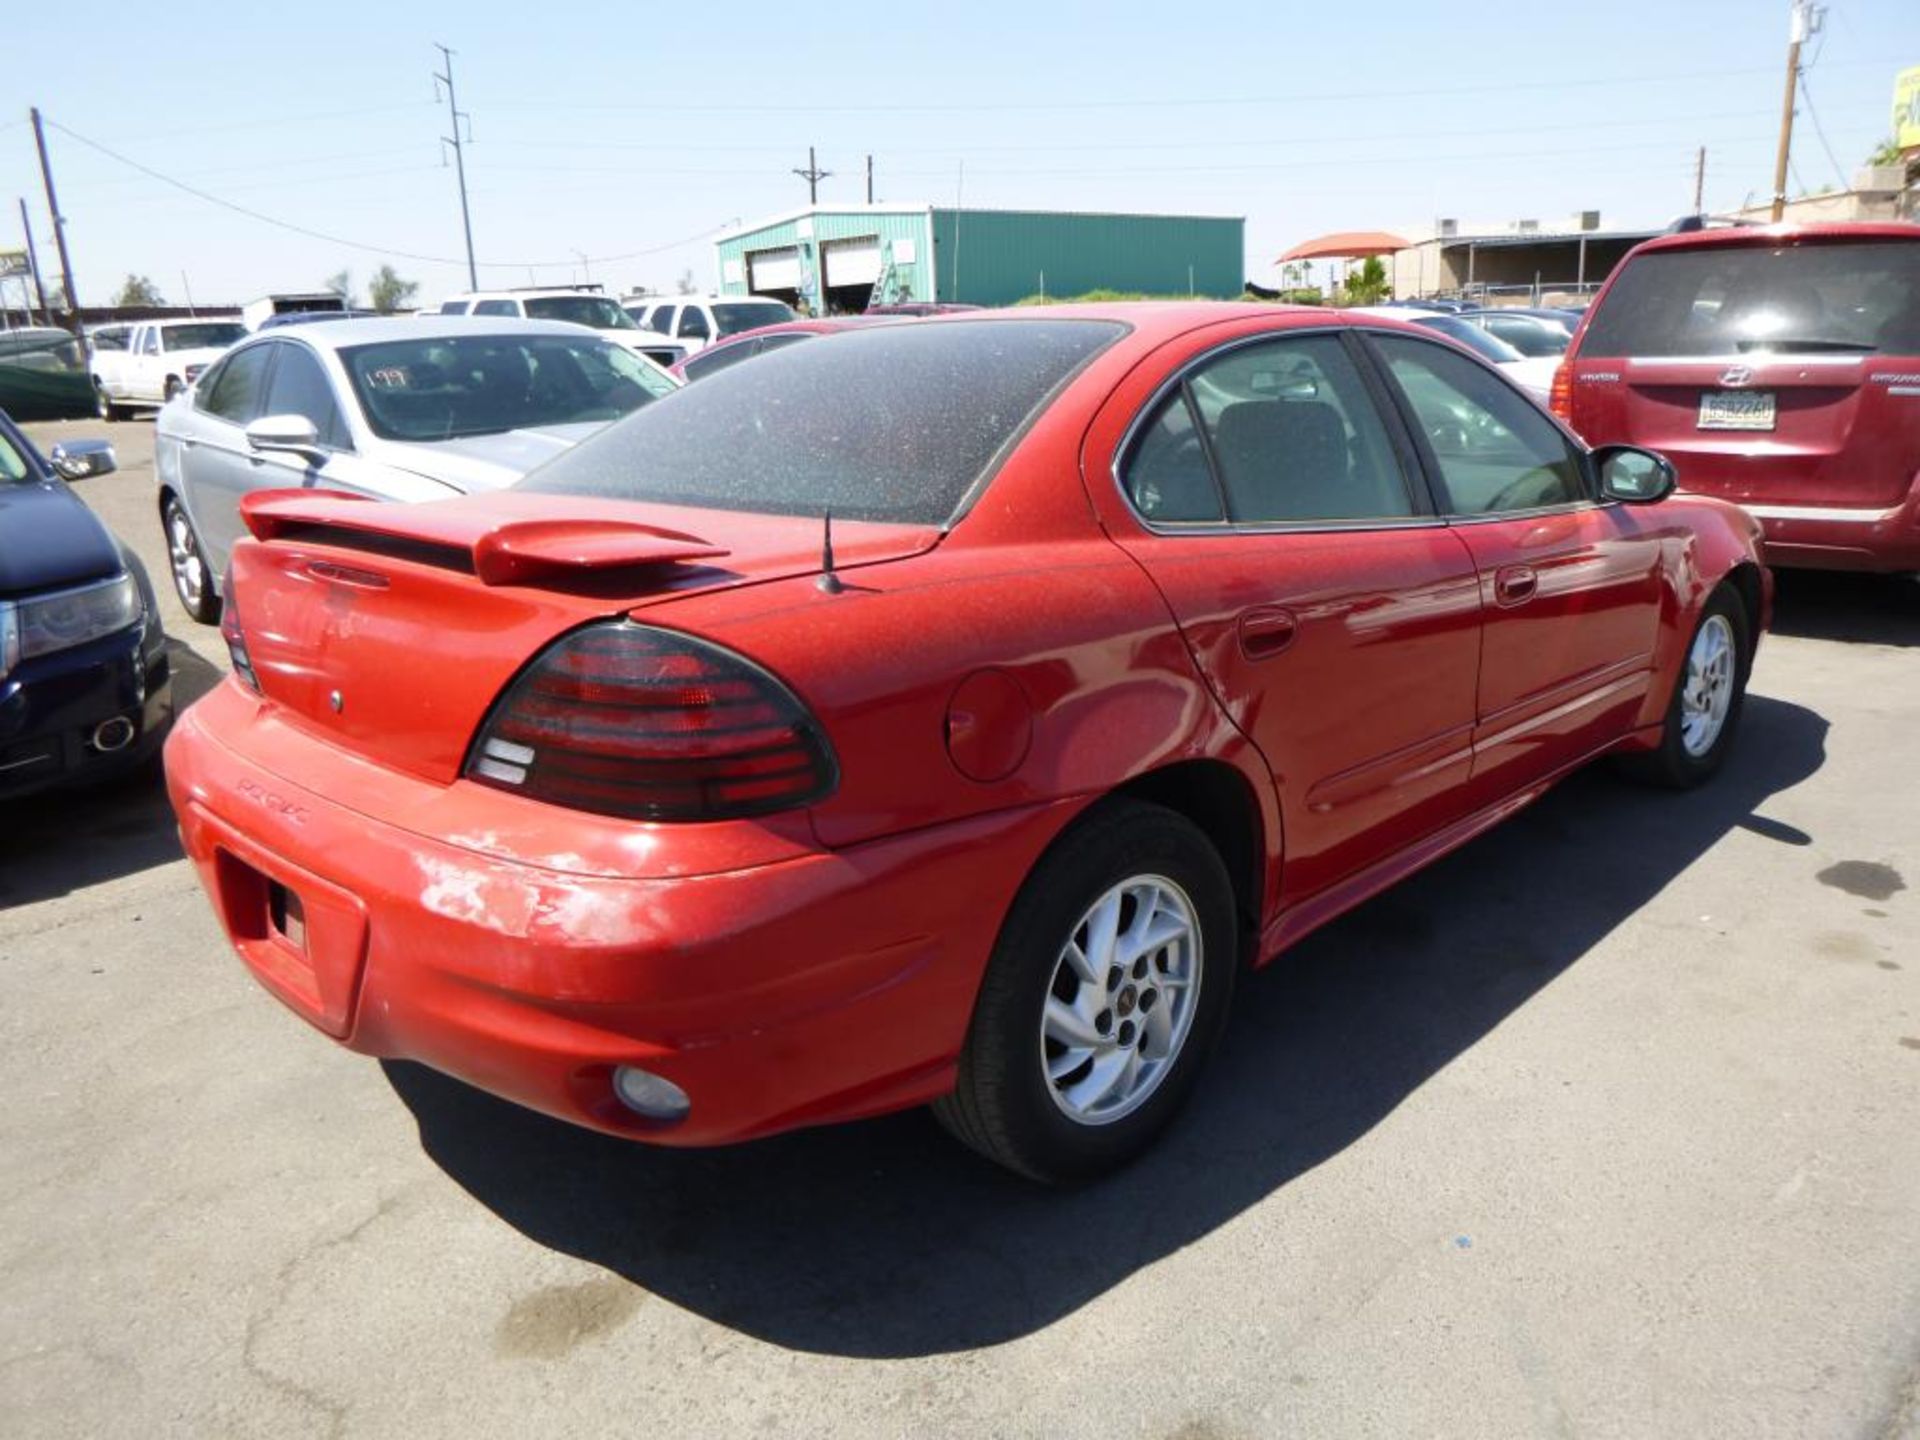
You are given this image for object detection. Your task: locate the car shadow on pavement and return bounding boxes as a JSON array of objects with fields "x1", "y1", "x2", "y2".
[
  {"x1": 1770, "y1": 570, "x2": 1920, "y2": 647},
  {"x1": 387, "y1": 691, "x2": 1828, "y2": 1359},
  {"x1": 0, "y1": 642, "x2": 221, "y2": 909}
]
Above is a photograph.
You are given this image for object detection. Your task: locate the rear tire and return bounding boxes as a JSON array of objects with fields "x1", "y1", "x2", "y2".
[
  {"x1": 93, "y1": 382, "x2": 123, "y2": 422},
  {"x1": 934, "y1": 798, "x2": 1236, "y2": 1184},
  {"x1": 162, "y1": 494, "x2": 221, "y2": 625},
  {"x1": 162, "y1": 377, "x2": 184, "y2": 405},
  {"x1": 1619, "y1": 585, "x2": 1750, "y2": 789}
]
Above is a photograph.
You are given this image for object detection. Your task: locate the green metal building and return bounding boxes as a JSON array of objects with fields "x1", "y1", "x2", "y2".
[{"x1": 713, "y1": 204, "x2": 1244, "y2": 313}]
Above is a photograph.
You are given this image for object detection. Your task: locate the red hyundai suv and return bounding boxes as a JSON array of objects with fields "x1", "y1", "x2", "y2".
[{"x1": 1553, "y1": 222, "x2": 1920, "y2": 575}]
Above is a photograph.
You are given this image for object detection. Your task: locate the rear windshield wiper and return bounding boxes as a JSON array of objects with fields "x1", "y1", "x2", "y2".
[{"x1": 1734, "y1": 337, "x2": 1877, "y2": 353}]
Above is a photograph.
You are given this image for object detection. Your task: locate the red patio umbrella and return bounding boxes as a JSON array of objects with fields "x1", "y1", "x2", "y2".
[{"x1": 1276, "y1": 231, "x2": 1412, "y2": 262}]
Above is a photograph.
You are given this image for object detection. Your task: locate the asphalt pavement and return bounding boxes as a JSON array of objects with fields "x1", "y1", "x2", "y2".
[{"x1": 4, "y1": 417, "x2": 1918, "y2": 1439}]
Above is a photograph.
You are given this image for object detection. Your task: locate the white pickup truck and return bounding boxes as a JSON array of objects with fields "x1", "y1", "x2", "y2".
[{"x1": 89, "y1": 319, "x2": 248, "y2": 419}]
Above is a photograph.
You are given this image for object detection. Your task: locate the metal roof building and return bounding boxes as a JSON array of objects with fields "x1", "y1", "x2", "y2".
[{"x1": 714, "y1": 204, "x2": 1245, "y2": 313}]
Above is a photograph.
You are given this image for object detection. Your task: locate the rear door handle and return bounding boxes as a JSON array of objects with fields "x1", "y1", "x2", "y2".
[
  {"x1": 1494, "y1": 565, "x2": 1538, "y2": 606},
  {"x1": 1237, "y1": 606, "x2": 1299, "y2": 659}
]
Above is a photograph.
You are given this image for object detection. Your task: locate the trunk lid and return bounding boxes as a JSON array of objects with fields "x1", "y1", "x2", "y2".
[
  {"x1": 228, "y1": 489, "x2": 939, "y2": 784},
  {"x1": 1568, "y1": 232, "x2": 1920, "y2": 511},
  {"x1": 389, "y1": 421, "x2": 607, "y2": 495}
]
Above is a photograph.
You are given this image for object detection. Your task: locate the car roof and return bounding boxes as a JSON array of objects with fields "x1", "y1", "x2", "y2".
[
  {"x1": 239, "y1": 316, "x2": 613, "y2": 349},
  {"x1": 447, "y1": 288, "x2": 612, "y2": 300},
  {"x1": 1629, "y1": 220, "x2": 1920, "y2": 256}
]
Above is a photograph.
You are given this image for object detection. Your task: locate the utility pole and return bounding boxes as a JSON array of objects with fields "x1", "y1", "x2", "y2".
[
  {"x1": 865, "y1": 154, "x2": 873, "y2": 204},
  {"x1": 433, "y1": 44, "x2": 479, "y2": 289},
  {"x1": 1770, "y1": 1, "x2": 1823, "y2": 222},
  {"x1": 793, "y1": 146, "x2": 830, "y2": 205},
  {"x1": 18, "y1": 198, "x2": 49, "y2": 324},
  {"x1": 1693, "y1": 146, "x2": 1707, "y2": 215},
  {"x1": 29, "y1": 110, "x2": 80, "y2": 330}
]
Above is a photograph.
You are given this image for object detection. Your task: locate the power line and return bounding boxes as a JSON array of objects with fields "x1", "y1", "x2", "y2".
[
  {"x1": 1795, "y1": 70, "x2": 1851, "y2": 191},
  {"x1": 42, "y1": 117, "x2": 725, "y2": 271},
  {"x1": 472, "y1": 58, "x2": 1884, "y2": 115}
]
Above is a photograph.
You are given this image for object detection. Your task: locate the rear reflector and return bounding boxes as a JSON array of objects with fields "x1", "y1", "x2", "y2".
[{"x1": 464, "y1": 622, "x2": 837, "y2": 821}]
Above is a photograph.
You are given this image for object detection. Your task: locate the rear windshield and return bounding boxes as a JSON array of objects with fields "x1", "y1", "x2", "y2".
[
  {"x1": 340, "y1": 333, "x2": 679, "y2": 442},
  {"x1": 1581, "y1": 240, "x2": 1920, "y2": 358},
  {"x1": 524, "y1": 295, "x2": 637, "y2": 330},
  {"x1": 519, "y1": 319, "x2": 1124, "y2": 525},
  {"x1": 712, "y1": 301, "x2": 795, "y2": 336},
  {"x1": 163, "y1": 323, "x2": 246, "y2": 352}
]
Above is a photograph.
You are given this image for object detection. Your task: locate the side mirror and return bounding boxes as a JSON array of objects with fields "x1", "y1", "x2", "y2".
[
  {"x1": 49, "y1": 439, "x2": 117, "y2": 480},
  {"x1": 244, "y1": 414, "x2": 322, "y2": 459},
  {"x1": 1595, "y1": 446, "x2": 1676, "y2": 504}
]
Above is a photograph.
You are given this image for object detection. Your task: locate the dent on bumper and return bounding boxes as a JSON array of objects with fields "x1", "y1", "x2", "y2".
[{"x1": 165, "y1": 697, "x2": 1083, "y2": 1146}]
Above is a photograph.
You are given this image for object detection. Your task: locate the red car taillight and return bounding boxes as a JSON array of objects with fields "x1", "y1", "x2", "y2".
[
  {"x1": 465, "y1": 622, "x2": 838, "y2": 822},
  {"x1": 220, "y1": 580, "x2": 259, "y2": 692},
  {"x1": 1548, "y1": 361, "x2": 1573, "y2": 424}
]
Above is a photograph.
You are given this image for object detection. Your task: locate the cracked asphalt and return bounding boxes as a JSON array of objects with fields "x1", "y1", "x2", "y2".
[{"x1": 4, "y1": 419, "x2": 1919, "y2": 1439}]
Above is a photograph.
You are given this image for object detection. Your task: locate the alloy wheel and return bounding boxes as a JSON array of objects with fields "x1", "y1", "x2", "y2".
[
  {"x1": 1679, "y1": 613, "x2": 1735, "y2": 758},
  {"x1": 1040, "y1": 875, "x2": 1202, "y2": 1126}
]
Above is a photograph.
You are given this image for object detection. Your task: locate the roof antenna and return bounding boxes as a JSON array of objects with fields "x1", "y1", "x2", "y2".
[{"x1": 816, "y1": 509, "x2": 844, "y2": 594}]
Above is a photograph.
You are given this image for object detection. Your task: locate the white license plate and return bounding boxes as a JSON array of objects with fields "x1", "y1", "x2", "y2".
[{"x1": 1698, "y1": 390, "x2": 1775, "y2": 431}]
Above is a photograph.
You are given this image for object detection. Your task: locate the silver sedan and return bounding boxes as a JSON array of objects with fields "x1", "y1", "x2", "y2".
[{"x1": 152, "y1": 317, "x2": 680, "y2": 624}]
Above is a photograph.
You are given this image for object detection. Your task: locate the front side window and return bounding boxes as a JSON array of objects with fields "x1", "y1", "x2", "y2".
[
  {"x1": 0, "y1": 429, "x2": 35, "y2": 483},
  {"x1": 339, "y1": 333, "x2": 676, "y2": 442},
  {"x1": 138, "y1": 330, "x2": 159, "y2": 356},
  {"x1": 200, "y1": 343, "x2": 276, "y2": 425},
  {"x1": 1373, "y1": 334, "x2": 1586, "y2": 515},
  {"x1": 1124, "y1": 333, "x2": 1416, "y2": 526},
  {"x1": 680, "y1": 337, "x2": 769, "y2": 382},
  {"x1": 262, "y1": 343, "x2": 351, "y2": 450},
  {"x1": 161, "y1": 323, "x2": 246, "y2": 352}
]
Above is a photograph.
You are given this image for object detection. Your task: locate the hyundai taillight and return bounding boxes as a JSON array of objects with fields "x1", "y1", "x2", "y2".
[
  {"x1": 1548, "y1": 361, "x2": 1573, "y2": 424},
  {"x1": 465, "y1": 622, "x2": 837, "y2": 821}
]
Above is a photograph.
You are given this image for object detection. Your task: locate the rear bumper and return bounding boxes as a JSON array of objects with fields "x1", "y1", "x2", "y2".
[
  {"x1": 1737, "y1": 489, "x2": 1920, "y2": 574},
  {"x1": 165, "y1": 683, "x2": 1082, "y2": 1146},
  {"x1": 0, "y1": 622, "x2": 172, "y2": 799}
]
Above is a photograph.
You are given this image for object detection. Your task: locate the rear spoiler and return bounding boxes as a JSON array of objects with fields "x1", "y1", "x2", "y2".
[{"x1": 239, "y1": 488, "x2": 730, "y2": 586}]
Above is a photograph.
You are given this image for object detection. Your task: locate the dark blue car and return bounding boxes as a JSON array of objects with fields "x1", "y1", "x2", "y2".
[{"x1": 0, "y1": 411, "x2": 173, "y2": 798}]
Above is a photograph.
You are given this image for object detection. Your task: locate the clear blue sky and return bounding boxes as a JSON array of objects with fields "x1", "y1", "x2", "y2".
[{"x1": 4, "y1": 0, "x2": 1914, "y2": 307}]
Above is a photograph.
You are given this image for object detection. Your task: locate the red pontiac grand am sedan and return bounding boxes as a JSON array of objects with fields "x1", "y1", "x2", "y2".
[{"x1": 166, "y1": 304, "x2": 1769, "y2": 1182}]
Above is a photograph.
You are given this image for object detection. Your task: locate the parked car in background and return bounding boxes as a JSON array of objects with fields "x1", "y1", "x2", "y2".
[
  {"x1": 1361, "y1": 306, "x2": 1559, "y2": 399},
  {"x1": 166, "y1": 304, "x2": 1765, "y2": 1183},
  {"x1": 0, "y1": 327, "x2": 94, "y2": 421},
  {"x1": 91, "y1": 318, "x2": 248, "y2": 418},
  {"x1": 257, "y1": 308, "x2": 378, "y2": 330},
  {"x1": 1, "y1": 410, "x2": 172, "y2": 797},
  {"x1": 153, "y1": 317, "x2": 681, "y2": 624},
  {"x1": 1454, "y1": 308, "x2": 1582, "y2": 357},
  {"x1": 437, "y1": 288, "x2": 687, "y2": 369},
  {"x1": 1554, "y1": 222, "x2": 1920, "y2": 576},
  {"x1": 623, "y1": 295, "x2": 796, "y2": 355},
  {"x1": 865, "y1": 302, "x2": 984, "y2": 316},
  {"x1": 669, "y1": 316, "x2": 900, "y2": 382}
]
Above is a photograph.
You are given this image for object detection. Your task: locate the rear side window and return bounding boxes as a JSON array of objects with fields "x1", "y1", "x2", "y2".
[
  {"x1": 439, "y1": 300, "x2": 471, "y2": 315},
  {"x1": 520, "y1": 319, "x2": 1125, "y2": 525},
  {"x1": 1582, "y1": 241, "x2": 1920, "y2": 358},
  {"x1": 676, "y1": 307, "x2": 711, "y2": 341},
  {"x1": 1124, "y1": 334, "x2": 1415, "y2": 525},
  {"x1": 472, "y1": 299, "x2": 519, "y2": 317},
  {"x1": 679, "y1": 338, "x2": 767, "y2": 382},
  {"x1": 200, "y1": 343, "x2": 275, "y2": 424}
]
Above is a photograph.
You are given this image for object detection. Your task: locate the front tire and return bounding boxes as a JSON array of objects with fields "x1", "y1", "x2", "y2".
[
  {"x1": 162, "y1": 376, "x2": 185, "y2": 404},
  {"x1": 1621, "y1": 584, "x2": 1750, "y2": 789},
  {"x1": 162, "y1": 494, "x2": 221, "y2": 625},
  {"x1": 934, "y1": 799, "x2": 1237, "y2": 1184},
  {"x1": 94, "y1": 382, "x2": 123, "y2": 422}
]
